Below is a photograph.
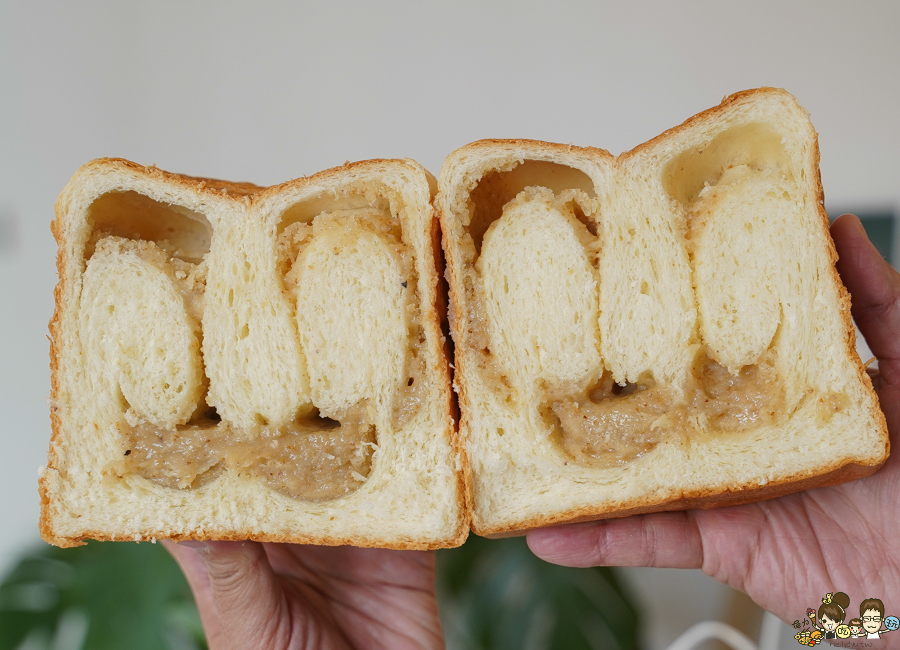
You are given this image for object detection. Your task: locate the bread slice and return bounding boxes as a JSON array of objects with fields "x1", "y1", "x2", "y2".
[
  {"x1": 437, "y1": 88, "x2": 889, "y2": 537},
  {"x1": 42, "y1": 158, "x2": 467, "y2": 549}
]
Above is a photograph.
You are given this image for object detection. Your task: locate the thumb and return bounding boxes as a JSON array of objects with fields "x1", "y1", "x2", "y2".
[
  {"x1": 832, "y1": 213, "x2": 900, "y2": 437},
  {"x1": 527, "y1": 511, "x2": 704, "y2": 568},
  {"x1": 181, "y1": 541, "x2": 291, "y2": 650},
  {"x1": 832, "y1": 213, "x2": 900, "y2": 386}
]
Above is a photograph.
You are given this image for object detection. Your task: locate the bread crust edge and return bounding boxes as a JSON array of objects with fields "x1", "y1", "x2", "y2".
[{"x1": 478, "y1": 457, "x2": 885, "y2": 538}]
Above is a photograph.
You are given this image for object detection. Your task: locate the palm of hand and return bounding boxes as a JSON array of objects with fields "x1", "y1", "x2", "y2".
[
  {"x1": 166, "y1": 541, "x2": 443, "y2": 650},
  {"x1": 525, "y1": 436, "x2": 900, "y2": 622},
  {"x1": 528, "y1": 214, "x2": 900, "y2": 621},
  {"x1": 693, "y1": 434, "x2": 900, "y2": 616},
  {"x1": 696, "y1": 216, "x2": 900, "y2": 615}
]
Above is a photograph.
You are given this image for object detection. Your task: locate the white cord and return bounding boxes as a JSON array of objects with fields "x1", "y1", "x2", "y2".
[
  {"x1": 758, "y1": 611, "x2": 783, "y2": 650},
  {"x1": 663, "y1": 621, "x2": 759, "y2": 650}
]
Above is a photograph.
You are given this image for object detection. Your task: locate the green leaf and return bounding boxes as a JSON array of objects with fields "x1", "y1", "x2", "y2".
[
  {"x1": 437, "y1": 535, "x2": 639, "y2": 650},
  {"x1": 0, "y1": 541, "x2": 207, "y2": 650},
  {"x1": 3, "y1": 534, "x2": 639, "y2": 650}
]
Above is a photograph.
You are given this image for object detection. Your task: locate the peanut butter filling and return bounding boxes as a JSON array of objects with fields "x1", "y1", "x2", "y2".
[
  {"x1": 815, "y1": 392, "x2": 851, "y2": 425},
  {"x1": 119, "y1": 407, "x2": 376, "y2": 500},
  {"x1": 543, "y1": 349, "x2": 792, "y2": 468},
  {"x1": 687, "y1": 349, "x2": 782, "y2": 430},
  {"x1": 546, "y1": 374, "x2": 679, "y2": 466},
  {"x1": 91, "y1": 198, "x2": 423, "y2": 501}
]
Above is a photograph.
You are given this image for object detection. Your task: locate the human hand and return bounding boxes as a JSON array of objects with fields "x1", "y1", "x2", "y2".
[
  {"x1": 164, "y1": 540, "x2": 444, "y2": 650},
  {"x1": 527, "y1": 214, "x2": 900, "y2": 621}
]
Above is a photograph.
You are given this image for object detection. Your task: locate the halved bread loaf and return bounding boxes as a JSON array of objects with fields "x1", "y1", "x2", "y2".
[
  {"x1": 437, "y1": 88, "x2": 889, "y2": 537},
  {"x1": 43, "y1": 158, "x2": 467, "y2": 549}
]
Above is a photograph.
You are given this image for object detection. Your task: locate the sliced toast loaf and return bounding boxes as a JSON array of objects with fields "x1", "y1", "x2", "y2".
[
  {"x1": 437, "y1": 88, "x2": 888, "y2": 536},
  {"x1": 43, "y1": 158, "x2": 467, "y2": 549}
]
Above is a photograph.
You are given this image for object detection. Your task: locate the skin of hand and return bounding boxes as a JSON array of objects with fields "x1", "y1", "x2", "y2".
[
  {"x1": 164, "y1": 540, "x2": 444, "y2": 650},
  {"x1": 527, "y1": 214, "x2": 900, "y2": 621}
]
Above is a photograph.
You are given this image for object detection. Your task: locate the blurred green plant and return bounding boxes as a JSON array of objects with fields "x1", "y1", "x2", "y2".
[
  {"x1": 0, "y1": 541, "x2": 205, "y2": 650},
  {"x1": 0, "y1": 535, "x2": 639, "y2": 650},
  {"x1": 438, "y1": 534, "x2": 639, "y2": 650}
]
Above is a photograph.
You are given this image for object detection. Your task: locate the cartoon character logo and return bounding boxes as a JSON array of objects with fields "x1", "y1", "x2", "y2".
[
  {"x1": 794, "y1": 593, "x2": 896, "y2": 644},
  {"x1": 815, "y1": 592, "x2": 850, "y2": 640},
  {"x1": 859, "y1": 598, "x2": 899, "y2": 640}
]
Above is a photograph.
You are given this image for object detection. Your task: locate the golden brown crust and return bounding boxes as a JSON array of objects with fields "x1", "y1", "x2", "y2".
[
  {"x1": 803, "y1": 121, "x2": 891, "y2": 473},
  {"x1": 82, "y1": 158, "x2": 265, "y2": 198},
  {"x1": 420, "y1": 168, "x2": 470, "y2": 545},
  {"x1": 430, "y1": 207, "x2": 471, "y2": 544},
  {"x1": 620, "y1": 87, "x2": 790, "y2": 163},
  {"x1": 433, "y1": 195, "x2": 478, "y2": 533},
  {"x1": 43, "y1": 177, "x2": 75, "y2": 547},
  {"x1": 479, "y1": 459, "x2": 883, "y2": 538},
  {"x1": 38, "y1": 474, "x2": 61, "y2": 545},
  {"x1": 448, "y1": 138, "x2": 615, "y2": 164},
  {"x1": 46, "y1": 529, "x2": 466, "y2": 551},
  {"x1": 260, "y1": 157, "x2": 429, "y2": 201}
]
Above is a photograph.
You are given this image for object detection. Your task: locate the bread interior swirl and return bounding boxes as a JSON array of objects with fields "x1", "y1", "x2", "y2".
[
  {"x1": 466, "y1": 128, "x2": 847, "y2": 468},
  {"x1": 81, "y1": 191, "x2": 422, "y2": 500}
]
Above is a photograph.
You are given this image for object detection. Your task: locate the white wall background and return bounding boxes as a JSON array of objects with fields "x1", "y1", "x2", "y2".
[{"x1": 2, "y1": 2, "x2": 898, "y2": 648}]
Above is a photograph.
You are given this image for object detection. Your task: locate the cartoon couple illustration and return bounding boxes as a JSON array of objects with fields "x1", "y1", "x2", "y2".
[{"x1": 795, "y1": 592, "x2": 898, "y2": 644}]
